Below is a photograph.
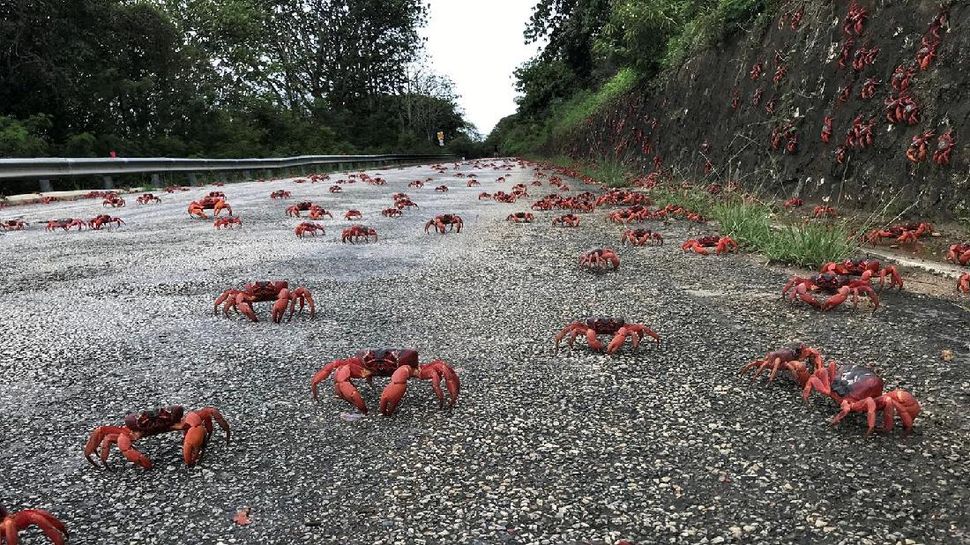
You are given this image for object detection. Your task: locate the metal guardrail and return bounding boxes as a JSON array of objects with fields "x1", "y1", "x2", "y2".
[{"x1": 0, "y1": 153, "x2": 456, "y2": 191}]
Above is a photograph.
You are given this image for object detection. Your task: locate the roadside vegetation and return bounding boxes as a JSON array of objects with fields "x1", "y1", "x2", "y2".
[
  {"x1": 0, "y1": 0, "x2": 484, "y2": 159},
  {"x1": 489, "y1": 0, "x2": 777, "y2": 154}
]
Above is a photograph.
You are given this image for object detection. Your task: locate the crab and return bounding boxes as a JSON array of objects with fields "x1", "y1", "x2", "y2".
[
  {"x1": 772, "y1": 64, "x2": 787, "y2": 85},
  {"x1": 408, "y1": 180, "x2": 425, "y2": 188},
  {"x1": 820, "y1": 116, "x2": 833, "y2": 144},
  {"x1": 507, "y1": 212, "x2": 534, "y2": 223},
  {"x1": 137, "y1": 193, "x2": 161, "y2": 205},
  {"x1": 813, "y1": 205, "x2": 837, "y2": 218},
  {"x1": 341, "y1": 225, "x2": 377, "y2": 243},
  {"x1": 802, "y1": 363, "x2": 921, "y2": 435},
  {"x1": 906, "y1": 130, "x2": 935, "y2": 163},
  {"x1": 933, "y1": 130, "x2": 955, "y2": 166},
  {"x1": 466, "y1": 180, "x2": 480, "y2": 187},
  {"x1": 188, "y1": 196, "x2": 232, "y2": 219},
  {"x1": 308, "y1": 205, "x2": 333, "y2": 220},
  {"x1": 843, "y1": 1, "x2": 867, "y2": 35},
  {"x1": 859, "y1": 77, "x2": 879, "y2": 100},
  {"x1": 0, "y1": 504, "x2": 67, "y2": 545},
  {"x1": 915, "y1": 35, "x2": 939, "y2": 71},
  {"x1": 45, "y1": 218, "x2": 86, "y2": 231},
  {"x1": 851, "y1": 45, "x2": 879, "y2": 72},
  {"x1": 553, "y1": 317, "x2": 661, "y2": 354},
  {"x1": 424, "y1": 214, "x2": 463, "y2": 234},
  {"x1": 214, "y1": 280, "x2": 315, "y2": 323},
  {"x1": 329, "y1": 185, "x2": 342, "y2": 193},
  {"x1": 885, "y1": 93, "x2": 920, "y2": 126},
  {"x1": 434, "y1": 185, "x2": 449, "y2": 192},
  {"x1": 783, "y1": 198, "x2": 804, "y2": 209},
  {"x1": 295, "y1": 222, "x2": 326, "y2": 238},
  {"x1": 478, "y1": 192, "x2": 492, "y2": 200},
  {"x1": 89, "y1": 214, "x2": 125, "y2": 230},
  {"x1": 310, "y1": 348, "x2": 459, "y2": 415},
  {"x1": 84, "y1": 405, "x2": 230, "y2": 469},
  {"x1": 865, "y1": 222, "x2": 933, "y2": 246},
  {"x1": 285, "y1": 201, "x2": 314, "y2": 217},
  {"x1": 344, "y1": 210, "x2": 362, "y2": 220},
  {"x1": 395, "y1": 198, "x2": 419, "y2": 209},
  {"x1": 552, "y1": 214, "x2": 580, "y2": 228},
  {"x1": 820, "y1": 259, "x2": 903, "y2": 290},
  {"x1": 891, "y1": 64, "x2": 916, "y2": 92},
  {"x1": 946, "y1": 243, "x2": 970, "y2": 266},
  {"x1": 749, "y1": 61, "x2": 764, "y2": 80},
  {"x1": 739, "y1": 344, "x2": 824, "y2": 384},
  {"x1": 214, "y1": 217, "x2": 242, "y2": 229},
  {"x1": 378, "y1": 208, "x2": 400, "y2": 218},
  {"x1": 783, "y1": 273, "x2": 879, "y2": 311},
  {"x1": 271, "y1": 190, "x2": 291, "y2": 199},
  {"x1": 1, "y1": 219, "x2": 27, "y2": 231},
  {"x1": 621, "y1": 228, "x2": 663, "y2": 246},
  {"x1": 102, "y1": 195, "x2": 126, "y2": 207},
  {"x1": 845, "y1": 116, "x2": 875, "y2": 150},
  {"x1": 681, "y1": 235, "x2": 737, "y2": 255},
  {"x1": 579, "y1": 248, "x2": 620, "y2": 271},
  {"x1": 960, "y1": 273, "x2": 970, "y2": 294}
]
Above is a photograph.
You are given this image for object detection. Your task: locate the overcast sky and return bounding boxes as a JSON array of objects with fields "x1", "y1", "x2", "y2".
[{"x1": 422, "y1": 0, "x2": 543, "y2": 136}]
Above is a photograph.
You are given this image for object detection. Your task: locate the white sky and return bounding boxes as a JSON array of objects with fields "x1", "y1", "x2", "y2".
[{"x1": 422, "y1": 0, "x2": 544, "y2": 136}]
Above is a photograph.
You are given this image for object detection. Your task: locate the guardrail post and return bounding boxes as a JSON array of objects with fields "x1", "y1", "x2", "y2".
[
  {"x1": 39, "y1": 179, "x2": 52, "y2": 192},
  {"x1": 187, "y1": 173, "x2": 198, "y2": 187},
  {"x1": 264, "y1": 169, "x2": 273, "y2": 180},
  {"x1": 151, "y1": 174, "x2": 161, "y2": 187},
  {"x1": 102, "y1": 176, "x2": 114, "y2": 189},
  {"x1": 242, "y1": 170, "x2": 251, "y2": 180}
]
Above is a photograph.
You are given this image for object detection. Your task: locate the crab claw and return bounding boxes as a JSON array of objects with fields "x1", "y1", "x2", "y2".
[
  {"x1": 378, "y1": 365, "x2": 413, "y2": 416},
  {"x1": 335, "y1": 364, "x2": 369, "y2": 414},
  {"x1": 3, "y1": 508, "x2": 68, "y2": 545},
  {"x1": 118, "y1": 431, "x2": 153, "y2": 469}
]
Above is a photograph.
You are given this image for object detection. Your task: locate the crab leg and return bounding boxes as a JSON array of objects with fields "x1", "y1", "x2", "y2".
[
  {"x1": 234, "y1": 294, "x2": 259, "y2": 322},
  {"x1": 8, "y1": 510, "x2": 68, "y2": 545},
  {"x1": 334, "y1": 365, "x2": 371, "y2": 414},
  {"x1": 831, "y1": 397, "x2": 879, "y2": 436},
  {"x1": 117, "y1": 431, "x2": 154, "y2": 469}
]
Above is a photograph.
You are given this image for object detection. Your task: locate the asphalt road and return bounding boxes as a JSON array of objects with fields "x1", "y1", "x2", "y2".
[{"x1": 1, "y1": 161, "x2": 968, "y2": 545}]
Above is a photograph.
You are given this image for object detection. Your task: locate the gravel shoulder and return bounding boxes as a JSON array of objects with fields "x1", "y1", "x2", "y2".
[{"x1": 0, "y1": 162, "x2": 968, "y2": 545}]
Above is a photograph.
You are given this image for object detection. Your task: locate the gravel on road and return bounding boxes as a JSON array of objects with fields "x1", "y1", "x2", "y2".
[{"x1": 1, "y1": 161, "x2": 968, "y2": 545}]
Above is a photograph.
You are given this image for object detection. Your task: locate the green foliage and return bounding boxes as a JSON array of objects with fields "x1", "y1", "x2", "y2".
[
  {"x1": 0, "y1": 0, "x2": 473, "y2": 159},
  {"x1": 551, "y1": 68, "x2": 638, "y2": 137}
]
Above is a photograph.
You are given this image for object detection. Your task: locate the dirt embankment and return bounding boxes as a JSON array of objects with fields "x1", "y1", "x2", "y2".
[{"x1": 554, "y1": 1, "x2": 970, "y2": 219}]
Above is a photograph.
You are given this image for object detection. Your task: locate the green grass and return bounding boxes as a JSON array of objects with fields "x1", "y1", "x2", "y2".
[{"x1": 550, "y1": 68, "x2": 640, "y2": 138}]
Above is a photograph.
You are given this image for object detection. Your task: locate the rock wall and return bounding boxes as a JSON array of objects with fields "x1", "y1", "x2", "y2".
[{"x1": 553, "y1": 0, "x2": 969, "y2": 218}]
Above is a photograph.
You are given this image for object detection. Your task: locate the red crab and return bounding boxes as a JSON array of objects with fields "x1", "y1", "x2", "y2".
[
  {"x1": 214, "y1": 281, "x2": 315, "y2": 323},
  {"x1": 45, "y1": 218, "x2": 86, "y2": 231},
  {"x1": 554, "y1": 317, "x2": 661, "y2": 354},
  {"x1": 214, "y1": 217, "x2": 242, "y2": 229},
  {"x1": 478, "y1": 192, "x2": 492, "y2": 200},
  {"x1": 906, "y1": 130, "x2": 935, "y2": 163},
  {"x1": 960, "y1": 274, "x2": 970, "y2": 294},
  {"x1": 1, "y1": 219, "x2": 27, "y2": 231},
  {"x1": 946, "y1": 243, "x2": 970, "y2": 266},
  {"x1": 344, "y1": 210, "x2": 362, "y2": 220},
  {"x1": 310, "y1": 348, "x2": 460, "y2": 415},
  {"x1": 0, "y1": 504, "x2": 67, "y2": 545},
  {"x1": 579, "y1": 248, "x2": 620, "y2": 271},
  {"x1": 739, "y1": 344, "x2": 823, "y2": 384},
  {"x1": 837, "y1": 38, "x2": 855, "y2": 70},
  {"x1": 341, "y1": 225, "x2": 377, "y2": 243},
  {"x1": 381, "y1": 208, "x2": 403, "y2": 218},
  {"x1": 621, "y1": 228, "x2": 663, "y2": 246},
  {"x1": 395, "y1": 198, "x2": 419, "y2": 209},
  {"x1": 891, "y1": 64, "x2": 916, "y2": 92},
  {"x1": 859, "y1": 77, "x2": 879, "y2": 100},
  {"x1": 507, "y1": 212, "x2": 533, "y2": 223},
  {"x1": 750, "y1": 61, "x2": 764, "y2": 80},
  {"x1": 844, "y1": 116, "x2": 875, "y2": 150},
  {"x1": 865, "y1": 222, "x2": 933, "y2": 246},
  {"x1": 285, "y1": 201, "x2": 314, "y2": 217},
  {"x1": 813, "y1": 205, "x2": 837, "y2": 218},
  {"x1": 820, "y1": 259, "x2": 903, "y2": 290},
  {"x1": 308, "y1": 205, "x2": 332, "y2": 220},
  {"x1": 271, "y1": 190, "x2": 291, "y2": 199},
  {"x1": 552, "y1": 214, "x2": 580, "y2": 228},
  {"x1": 164, "y1": 185, "x2": 189, "y2": 193},
  {"x1": 837, "y1": 83, "x2": 853, "y2": 104},
  {"x1": 772, "y1": 64, "x2": 787, "y2": 85},
  {"x1": 916, "y1": 35, "x2": 939, "y2": 71},
  {"x1": 188, "y1": 196, "x2": 232, "y2": 219},
  {"x1": 681, "y1": 235, "x2": 737, "y2": 255},
  {"x1": 102, "y1": 195, "x2": 126, "y2": 208},
  {"x1": 885, "y1": 94, "x2": 920, "y2": 126},
  {"x1": 784, "y1": 197, "x2": 804, "y2": 209},
  {"x1": 89, "y1": 214, "x2": 124, "y2": 230},
  {"x1": 933, "y1": 130, "x2": 955, "y2": 166},
  {"x1": 295, "y1": 222, "x2": 326, "y2": 238},
  {"x1": 851, "y1": 45, "x2": 879, "y2": 72},
  {"x1": 466, "y1": 179, "x2": 480, "y2": 187},
  {"x1": 783, "y1": 274, "x2": 879, "y2": 311},
  {"x1": 802, "y1": 363, "x2": 921, "y2": 435},
  {"x1": 137, "y1": 194, "x2": 161, "y2": 205},
  {"x1": 820, "y1": 116, "x2": 833, "y2": 144},
  {"x1": 434, "y1": 185, "x2": 449, "y2": 192},
  {"x1": 424, "y1": 214, "x2": 463, "y2": 234},
  {"x1": 843, "y1": 2, "x2": 867, "y2": 35},
  {"x1": 408, "y1": 180, "x2": 425, "y2": 188},
  {"x1": 84, "y1": 405, "x2": 230, "y2": 469},
  {"x1": 329, "y1": 185, "x2": 342, "y2": 193}
]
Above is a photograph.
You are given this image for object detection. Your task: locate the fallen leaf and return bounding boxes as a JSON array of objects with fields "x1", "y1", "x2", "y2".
[
  {"x1": 233, "y1": 507, "x2": 251, "y2": 526},
  {"x1": 941, "y1": 349, "x2": 955, "y2": 362},
  {"x1": 339, "y1": 412, "x2": 365, "y2": 422}
]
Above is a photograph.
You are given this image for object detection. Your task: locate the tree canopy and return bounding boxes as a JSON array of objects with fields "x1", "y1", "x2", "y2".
[{"x1": 0, "y1": 0, "x2": 476, "y2": 158}]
